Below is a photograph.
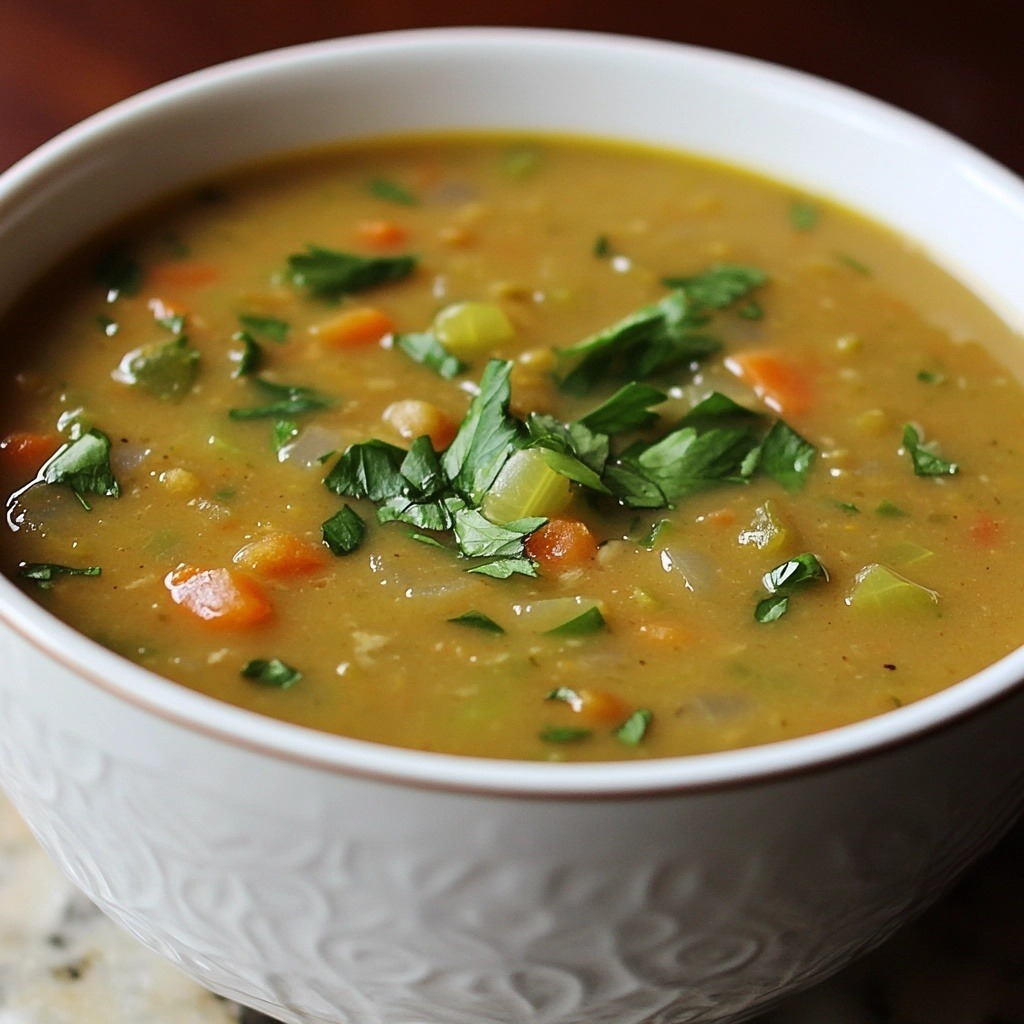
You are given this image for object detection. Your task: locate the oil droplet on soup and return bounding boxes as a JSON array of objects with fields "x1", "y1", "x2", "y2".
[{"x1": 2, "y1": 133, "x2": 1023, "y2": 761}]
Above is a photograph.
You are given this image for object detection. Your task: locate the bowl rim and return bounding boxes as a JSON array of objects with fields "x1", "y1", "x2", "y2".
[{"x1": 2, "y1": 25, "x2": 1024, "y2": 799}]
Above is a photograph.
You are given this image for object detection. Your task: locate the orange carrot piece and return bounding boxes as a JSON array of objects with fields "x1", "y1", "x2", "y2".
[
  {"x1": 524, "y1": 519, "x2": 599, "y2": 573},
  {"x1": 382, "y1": 400, "x2": 458, "y2": 450},
  {"x1": 969, "y1": 513, "x2": 1002, "y2": 547},
  {"x1": 573, "y1": 688, "x2": 632, "y2": 727},
  {"x1": 0, "y1": 431, "x2": 61, "y2": 478},
  {"x1": 146, "y1": 262, "x2": 220, "y2": 290},
  {"x1": 724, "y1": 349, "x2": 813, "y2": 416},
  {"x1": 355, "y1": 220, "x2": 409, "y2": 249},
  {"x1": 233, "y1": 532, "x2": 327, "y2": 578},
  {"x1": 165, "y1": 564, "x2": 273, "y2": 628},
  {"x1": 314, "y1": 307, "x2": 395, "y2": 348}
]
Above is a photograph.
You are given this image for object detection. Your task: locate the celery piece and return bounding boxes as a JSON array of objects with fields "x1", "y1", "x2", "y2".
[
  {"x1": 879, "y1": 541, "x2": 934, "y2": 568},
  {"x1": 845, "y1": 563, "x2": 939, "y2": 613},
  {"x1": 433, "y1": 301, "x2": 514, "y2": 359},
  {"x1": 480, "y1": 448, "x2": 572, "y2": 524},
  {"x1": 738, "y1": 500, "x2": 791, "y2": 553}
]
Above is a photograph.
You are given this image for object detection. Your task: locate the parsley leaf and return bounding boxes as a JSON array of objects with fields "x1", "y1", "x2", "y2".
[
  {"x1": 903, "y1": 423, "x2": 959, "y2": 476},
  {"x1": 615, "y1": 707, "x2": 653, "y2": 746},
  {"x1": 448, "y1": 610, "x2": 505, "y2": 633},
  {"x1": 577, "y1": 382, "x2": 666, "y2": 434},
  {"x1": 467, "y1": 557, "x2": 538, "y2": 579},
  {"x1": 661, "y1": 264, "x2": 767, "y2": 311},
  {"x1": 396, "y1": 331, "x2": 467, "y2": 380},
  {"x1": 238, "y1": 314, "x2": 290, "y2": 343},
  {"x1": 229, "y1": 377, "x2": 335, "y2": 420},
  {"x1": 632, "y1": 425, "x2": 759, "y2": 501},
  {"x1": 789, "y1": 200, "x2": 820, "y2": 231},
  {"x1": 17, "y1": 562, "x2": 101, "y2": 588},
  {"x1": 558, "y1": 290, "x2": 721, "y2": 394},
  {"x1": 287, "y1": 245, "x2": 417, "y2": 299},
  {"x1": 452, "y1": 508, "x2": 544, "y2": 559},
  {"x1": 232, "y1": 333, "x2": 263, "y2": 377},
  {"x1": 757, "y1": 420, "x2": 817, "y2": 493},
  {"x1": 756, "y1": 552, "x2": 828, "y2": 622},
  {"x1": 322, "y1": 505, "x2": 366, "y2": 555},
  {"x1": 40, "y1": 429, "x2": 120, "y2": 505},
  {"x1": 241, "y1": 658, "x2": 302, "y2": 689},
  {"x1": 114, "y1": 336, "x2": 200, "y2": 400},
  {"x1": 369, "y1": 176, "x2": 418, "y2": 205},
  {"x1": 539, "y1": 725, "x2": 593, "y2": 743},
  {"x1": 441, "y1": 360, "x2": 525, "y2": 505},
  {"x1": 543, "y1": 606, "x2": 606, "y2": 637},
  {"x1": 324, "y1": 439, "x2": 408, "y2": 502}
]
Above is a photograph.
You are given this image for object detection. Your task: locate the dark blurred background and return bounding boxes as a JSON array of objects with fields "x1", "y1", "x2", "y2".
[{"x1": 1, "y1": 0, "x2": 1023, "y2": 175}]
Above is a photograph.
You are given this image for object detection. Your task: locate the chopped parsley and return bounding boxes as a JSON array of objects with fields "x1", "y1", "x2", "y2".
[
  {"x1": 539, "y1": 725, "x2": 593, "y2": 743},
  {"x1": 903, "y1": 423, "x2": 959, "y2": 476},
  {"x1": 115, "y1": 336, "x2": 199, "y2": 399},
  {"x1": 368, "y1": 176, "x2": 418, "y2": 206},
  {"x1": 272, "y1": 419, "x2": 299, "y2": 452},
  {"x1": 615, "y1": 708, "x2": 653, "y2": 746},
  {"x1": 447, "y1": 610, "x2": 505, "y2": 634},
  {"x1": 287, "y1": 245, "x2": 417, "y2": 299},
  {"x1": 17, "y1": 562, "x2": 102, "y2": 588},
  {"x1": 755, "y1": 552, "x2": 829, "y2": 622},
  {"x1": 238, "y1": 314, "x2": 290, "y2": 343},
  {"x1": 543, "y1": 606, "x2": 606, "y2": 637},
  {"x1": 789, "y1": 200, "x2": 820, "y2": 231},
  {"x1": 241, "y1": 658, "x2": 302, "y2": 689},
  {"x1": 229, "y1": 377, "x2": 335, "y2": 420},
  {"x1": 396, "y1": 331, "x2": 467, "y2": 380},
  {"x1": 321, "y1": 505, "x2": 367, "y2": 555},
  {"x1": 232, "y1": 333, "x2": 263, "y2": 377},
  {"x1": 40, "y1": 430, "x2": 120, "y2": 508}
]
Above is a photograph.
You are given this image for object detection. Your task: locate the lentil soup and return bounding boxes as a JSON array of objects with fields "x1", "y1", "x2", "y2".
[{"x1": 2, "y1": 134, "x2": 1022, "y2": 761}]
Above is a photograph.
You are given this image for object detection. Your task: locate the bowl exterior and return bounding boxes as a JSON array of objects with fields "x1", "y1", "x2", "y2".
[
  {"x1": 2, "y1": 625, "x2": 1023, "y2": 1024},
  {"x1": 1, "y1": 28, "x2": 1024, "y2": 1024}
]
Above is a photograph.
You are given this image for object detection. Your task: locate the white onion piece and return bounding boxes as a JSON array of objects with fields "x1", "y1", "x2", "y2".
[
  {"x1": 109, "y1": 440, "x2": 152, "y2": 473},
  {"x1": 659, "y1": 546, "x2": 718, "y2": 592},
  {"x1": 278, "y1": 425, "x2": 348, "y2": 468},
  {"x1": 511, "y1": 595, "x2": 603, "y2": 633}
]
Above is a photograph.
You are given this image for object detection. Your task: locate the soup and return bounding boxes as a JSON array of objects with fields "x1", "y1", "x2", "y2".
[{"x1": 1, "y1": 134, "x2": 1021, "y2": 761}]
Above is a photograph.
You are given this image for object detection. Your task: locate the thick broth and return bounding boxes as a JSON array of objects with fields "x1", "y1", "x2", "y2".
[{"x1": 2, "y1": 134, "x2": 1022, "y2": 760}]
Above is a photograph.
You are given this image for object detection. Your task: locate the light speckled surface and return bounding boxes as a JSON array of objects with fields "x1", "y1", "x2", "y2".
[{"x1": 1, "y1": 790, "x2": 1021, "y2": 1024}]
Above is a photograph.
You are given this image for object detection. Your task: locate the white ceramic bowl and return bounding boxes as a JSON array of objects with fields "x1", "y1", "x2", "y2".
[{"x1": 1, "y1": 28, "x2": 1023, "y2": 1024}]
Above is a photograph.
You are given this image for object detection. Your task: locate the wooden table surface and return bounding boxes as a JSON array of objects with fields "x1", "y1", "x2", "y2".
[{"x1": 1, "y1": 0, "x2": 1023, "y2": 176}]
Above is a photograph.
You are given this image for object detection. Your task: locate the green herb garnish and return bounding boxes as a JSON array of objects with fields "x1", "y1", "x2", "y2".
[
  {"x1": 238, "y1": 314, "x2": 290, "y2": 344},
  {"x1": 241, "y1": 658, "x2": 302, "y2": 689},
  {"x1": 836, "y1": 252, "x2": 871, "y2": 275},
  {"x1": 875, "y1": 499, "x2": 908, "y2": 517},
  {"x1": 615, "y1": 708, "x2": 653, "y2": 746},
  {"x1": 40, "y1": 429, "x2": 120, "y2": 507},
  {"x1": 321, "y1": 505, "x2": 366, "y2": 555},
  {"x1": 902, "y1": 423, "x2": 959, "y2": 476},
  {"x1": 272, "y1": 420, "x2": 299, "y2": 452},
  {"x1": 368, "y1": 176, "x2": 418, "y2": 206},
  {"x1": 756, "y1": 552, "x2": 829, "y2": 622},
  {"x1": 232, "y1": 333, "x2": 263, "y2": 377},
  {"x1": 539, "y1": 725, "x2": 592, "y2": 743},
  {"x1": 115, "y1": 336, "x2": 199, "y2": 399},
  {"x1": 544, "y1": 606, "x2": 606, "y2": 637},
  {"x1": 448, "y1": 610, "x2": 505, "y2": 634},
  {"x1": 593, "y1": 234, "x2": 613, "y2": 259},
  {"x1": 661, "y1": 264, "x2": 768, "y2": 311},
  {"x1": 287, "y1": 245, "x2": 417, "y2": 299},
  {"x1": 229, "y1": 377, "x2": 335, "y2": 420},
  {"x1": 17, "y1": 562, "x2": 102, "y2": 588},
  {"x1": 396, "y1": 331, "x2": 467, "y2": 380},
  {"x1": 789, "y1": 200, "x2": 820, "y2": 231}
]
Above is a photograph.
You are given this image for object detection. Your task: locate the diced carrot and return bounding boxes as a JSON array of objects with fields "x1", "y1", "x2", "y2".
[
  {"x1": 524, "y1": 519, "x2": 599, "y2": 573},
  {"x1": 355, "y1": 220, "x2": 409, "y2": 249},
  {"x1": 635, "y1": 620, "x2": 693, "y2": 646},
  {"x1": 0, "y1": 431, "x2": 61, "y2": 478},
  {"x1": 146, "y1": 262, "x2": 220, "y2": 290},
  {"x1": 382, "y1": 400, "x2": 458, "y2": 450},
  {"x1": 724, "y1": 349, "x2": 813, "y2": 416},
  {"x1": 573, "y1": 688, "x2": 632, "y2": 727},
  {"x1": 165, "y1": 564, "x2": 272, "y2": 628},
  {"x1": 704, "y1": 508, "x2": 737, "y2": 527},
  {"x1": 233, "y1": 532, "x2": 327, "y2": 578},
  {"x1": 969, "y1": 513, "x2": 1002, "y2": 547},
  {"x1": 312, "y1": 307, "x2": 395, "y2": 348}
]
